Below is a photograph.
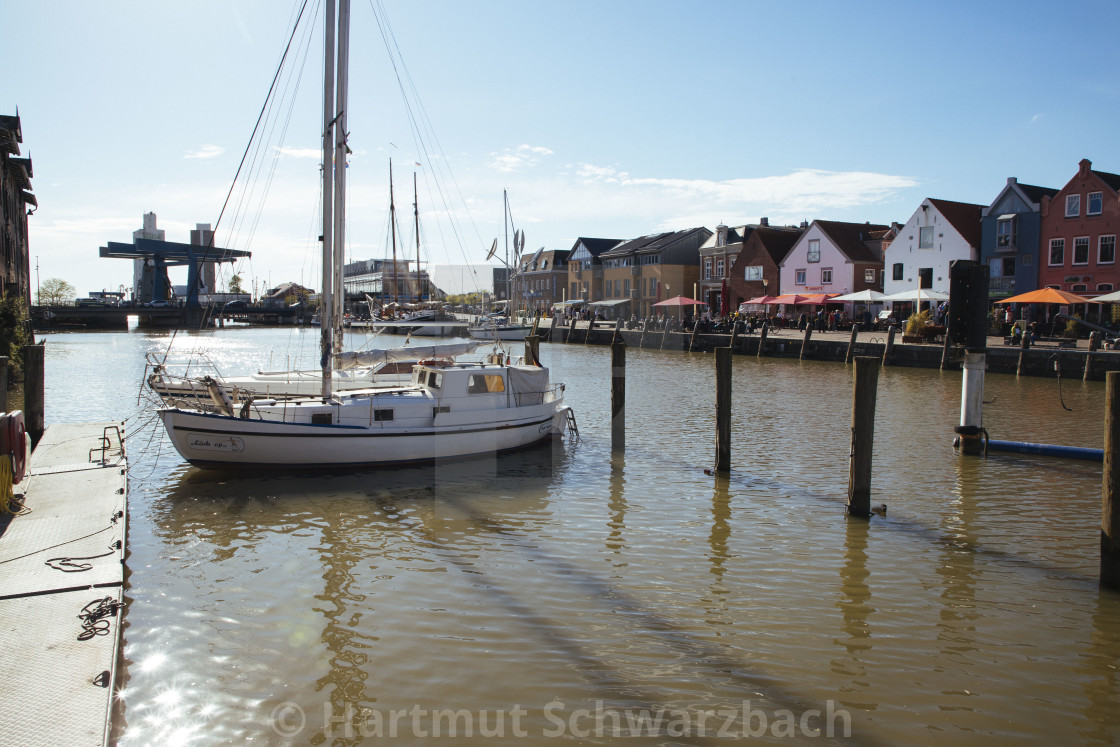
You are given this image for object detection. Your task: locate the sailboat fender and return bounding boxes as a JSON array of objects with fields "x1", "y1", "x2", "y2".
[{"x1": 0, "y1": 410, "x2": 27, "y2": 484}]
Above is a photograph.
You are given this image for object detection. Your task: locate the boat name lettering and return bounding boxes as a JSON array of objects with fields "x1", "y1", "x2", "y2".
[{"x1": 186, "y1": 433, "x2": 246, "y2": 453}]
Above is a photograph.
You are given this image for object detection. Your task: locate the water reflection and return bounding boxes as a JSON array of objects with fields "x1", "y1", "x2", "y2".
[
  {"x1": 607, "y1": 455, "x2": 626, "y2": 555},
  {"x1": 832, "y1": 516, "x2": 875, "y2": 711}
]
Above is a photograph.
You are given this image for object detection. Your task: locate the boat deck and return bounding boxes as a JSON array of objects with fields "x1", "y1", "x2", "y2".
[{"x1": 0, "y1": 422, "x2": 128, "y2": 747}]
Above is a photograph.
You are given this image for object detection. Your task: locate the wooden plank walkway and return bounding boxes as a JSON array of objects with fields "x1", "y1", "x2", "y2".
[{"x1": 0, "y1": 422, "x2": 127, "y2": 747}]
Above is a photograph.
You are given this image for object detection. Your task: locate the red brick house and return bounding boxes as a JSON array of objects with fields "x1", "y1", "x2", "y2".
[
  {"x1": 727, "y1": 226, "x2": 804, "y2": 306},
  {"x1": 1039, "y1": 158, "x2": 1120, "y2": 296}
]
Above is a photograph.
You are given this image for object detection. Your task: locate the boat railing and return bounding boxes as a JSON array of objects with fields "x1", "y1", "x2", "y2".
[{"x1": 143, "y1": 351, "x2": 244, "y2": 413}]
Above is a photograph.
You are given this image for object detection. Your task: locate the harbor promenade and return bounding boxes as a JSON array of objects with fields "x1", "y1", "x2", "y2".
[{"x1": 0, "y1": 422, "x2": 127, "y2": 747}]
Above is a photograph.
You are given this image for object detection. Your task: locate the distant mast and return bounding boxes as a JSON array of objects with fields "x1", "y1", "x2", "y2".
[
  {"x1": 319, "y1": 0, "x2": 337, "y2": 399},
  {"x1": 390, "y1": 160, "x2": 397, "y2": 304},
  {"x1": 413, "y1": 172, "x2": 421, "y2": 302}
]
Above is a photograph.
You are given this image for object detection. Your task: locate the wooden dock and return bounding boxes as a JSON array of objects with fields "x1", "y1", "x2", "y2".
[{"x1": 0, "y1": 422, "x2": 127, "y2": 746}]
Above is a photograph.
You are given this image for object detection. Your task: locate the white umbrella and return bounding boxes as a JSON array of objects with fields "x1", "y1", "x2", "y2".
[
  {"x1": 1091, "y1": 290, "x2": 1120, "y2": 303},
  {"x1": 831, "y1": 289, "x2": 888, "y2": 302},
  {"x1": 881, "y1": 289, "x2": 950, "y2": 302}
]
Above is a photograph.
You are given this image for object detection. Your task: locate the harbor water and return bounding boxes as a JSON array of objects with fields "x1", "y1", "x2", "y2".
[{"x1": 40, "y1": 325, "x2": 1120, "y2": 744}]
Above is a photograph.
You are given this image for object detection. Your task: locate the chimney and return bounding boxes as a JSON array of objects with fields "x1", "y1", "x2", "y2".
[
  {"x1": 800, "y1": 220, "x2": 808, "y2": 229},
  {"x1": 760, "y1": 217, "x2": 769, "y2": 227}
]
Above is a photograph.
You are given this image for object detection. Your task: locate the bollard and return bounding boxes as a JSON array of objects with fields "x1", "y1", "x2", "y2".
[
  {"x1": 715, "y1": 347, "x2": 731, "y2": 473},
  {"x1": 800, "y1": 324, "x2": 813, "y2": 360},
  {"x1": 1016, "y1": 330, "x2": 1031, "y2": 377},
  {"x1": 847, "y1": 356, "x2": 880, "y2": 517},
  {"x1": 524, "y1": 335, "x2": 540, "y2": 367},
  {"x1": 611, "y1": 340, "x2": 625, "y2": 452},
  {"x1": 1102, "y1": 371, "x2": 1120, "y2": 588},
  {"x1": 0, "y1": 356, "x2": 8, "y2": 413},
  {"x1": 845, "y1": 324, "x2": 858, "y2": 364},
  {"x1": 757, "y1": 322, "x2": 769, "y2": 358},
  {"x1": 882, "y1": 326, "x2": 896, "y2": 366},
  {"x1": 22, "y1": 342, "x2": 45, "y2": 449}
]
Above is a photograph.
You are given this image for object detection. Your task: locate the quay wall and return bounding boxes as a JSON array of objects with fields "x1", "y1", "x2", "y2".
[{"x1": 542, "y1": 323, "x2": 1120, "y2": 380}]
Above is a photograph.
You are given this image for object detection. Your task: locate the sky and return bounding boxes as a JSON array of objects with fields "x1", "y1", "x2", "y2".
[{"x1": 6, "y1": 0, "x2": 1120, "y2": 299}]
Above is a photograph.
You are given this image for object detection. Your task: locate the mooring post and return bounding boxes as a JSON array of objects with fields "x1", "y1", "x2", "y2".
[
  {"x1": 660, "y1": 319, "x2": 670, "y2": 351},
  {"x1": 611, "y1": 340, "x2": 625, "y2": 452},
  {"x1": 639, "y1": 319, "x2": 647, "y2": 349},
  {"x1": 757, "y1": 322, "x2": 769, "y2": 358},
  {"x1": 940, "y1": 329, "x2": 953, "y2": 370},
  {"x1": 524, "y1": 335, "x2": 540, "y2": 367},
  {"x1": 0, "y1": 356, "x2": 8, "y2": 413},
  {"x1": 715, "y1": 347, "x2": 732, "y2": 473},
  {"x1": 1016, "y1": 330, "x2": 1031, "y2": 377},
  {"x1": 845, "y1": 324, "x2": 858, "y2": 363},
  {"x1": 688, "y1": 316, "x2": 700, "y2": 352},
  {"x1": 1102, "y1": 371, "x2": 1120, "y2": 588},
  {"x1": 568, "y1": 315, "x2": 578, "y2": 343},
  {"x1": 548, "y1": 314, "x2": 558, "y2": 342},
  {"x1": 729, "y1": 321, "x2": 740, "y2": 354},
  {"x1": 882, "y1": 325, "x2": 896, "y2": 366},
  {"x1": 959, "y1": 351, "x2": 986, "y2": 455},
  {"x1": 585, "y1": 316, "x2": 596, "y2": 344},
  {"x1": 613, "y1": 317, "x2": 624, "y2": 344},
  {"x1": 848, "y1": 356, "x2": 880, "y2": 517},
  {"x1": 800, "y1": 324, "x2": 813, "y2": 360},
  {"x1": 22, "y1": 342, "x2": 45, "y2": 449},
  {"x1": 1085, "y1": 331, "x2": 1101, "y2": 381}
]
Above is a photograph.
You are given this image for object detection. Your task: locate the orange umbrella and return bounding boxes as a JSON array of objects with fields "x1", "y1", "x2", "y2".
[
  {"x1": 801, "y1": 293, "x2": 842, "y2": 305},
  {"x1": 995, "y1": 288, "x2": 1099, "y2": 305},
  {"x1": 771, "y1": 293, "x2": 808, "y2": 305}
]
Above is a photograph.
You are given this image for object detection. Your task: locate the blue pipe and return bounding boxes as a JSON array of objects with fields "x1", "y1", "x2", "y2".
[{"x1": 985, "y1": 439, "x2": 1103, "y2": 462}]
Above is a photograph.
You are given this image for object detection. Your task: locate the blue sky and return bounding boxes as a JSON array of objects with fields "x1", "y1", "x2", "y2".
[{"x1": 6, "y1": 0, "x2": 1120, "y2": 298}]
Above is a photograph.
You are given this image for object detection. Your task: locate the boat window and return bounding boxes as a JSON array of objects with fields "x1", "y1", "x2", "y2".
[
  {"x1": 427, "y1": 371, "x2": 442, "y2": 388},
  {"x1": 374, "y1": 409, "x2": 393, "y2": 421},
  {"x1": 468, "y1": 374, "x2": 505, "y2": 393}
]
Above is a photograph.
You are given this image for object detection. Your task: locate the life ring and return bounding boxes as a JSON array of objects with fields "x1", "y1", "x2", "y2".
[
  {"x1": 416, "y1": 358, "x2": 453, "y2": 368},
  {"x1": 4, "y1": 410, "x2": 26, "y2": 484}
]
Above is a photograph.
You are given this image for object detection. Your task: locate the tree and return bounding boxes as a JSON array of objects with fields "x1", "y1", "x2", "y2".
[
  {"x1": 38, "y1": 278, "x2": 76, "y2": 306},
  {"x1": 228, "y1": 274, "x2": 244, "y2": 295}
]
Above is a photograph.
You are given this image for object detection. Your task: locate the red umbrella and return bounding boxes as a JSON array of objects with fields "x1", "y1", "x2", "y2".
[
  {"x1": 771, "y1": 293, "x2": 808, "y2": 305},
  {"x1": 652, "y1": 295, "x2": 705, "y2": 306},
  {"x1": 720, "y1": 280, "x2": 729, "y2": 316},
  {"x1": 743, "y1": 295, "x2": 777, "y2": 305}
]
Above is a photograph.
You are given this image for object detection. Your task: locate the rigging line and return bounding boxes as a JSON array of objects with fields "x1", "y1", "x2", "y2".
[
  {"x1": 210, "y1": 0, "x2": 310, "y2": 247},
  {"x1": 370, "y1": 1, "x2": 484, "y2": 266}
]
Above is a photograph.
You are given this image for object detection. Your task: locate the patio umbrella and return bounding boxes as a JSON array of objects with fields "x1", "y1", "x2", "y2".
[
  {"x1": 801, "y1": 293, "x2": 842, "y2": 305},
  {"x1": 1092, "y1": 290, "x2": 1120, "y2": 303},
  {"x1": 771, "y1": 293, "x2": 808, "y2": 305},
  {"x1": 880, "y1": 289, "x2": 951, "y2": 302},
  {"x1": 996, "y1": 288, "x2": 1099, "y2": 305},
  {"x1": 652, "y1": 295, "x2": 705, "y2": 306},
  {"x1": 743, "y1": 295, "x2": 778, "y2": 305},
  {"x1": 831, "y1": 289, "x2": 887, "y2": 303}
]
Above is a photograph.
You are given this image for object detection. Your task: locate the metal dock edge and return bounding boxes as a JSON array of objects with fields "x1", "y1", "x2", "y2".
[{"x1": 0, "y1": 422, "x2": 127, "y2": 747}]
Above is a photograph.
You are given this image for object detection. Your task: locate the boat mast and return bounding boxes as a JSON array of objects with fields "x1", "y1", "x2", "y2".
[
  {"x1": 390, "y1": 160, "x2": 397, "y2": 305},
  {"x1": 332, "y1": 0, "x2": 350, "y2": 356},
  {"x1": 504, "y1": 189, "x2": 509, "y2": 311},
  {"x1": 319, "y1": 0, "x2": 337, "y2": 400},
  {"x1": 413, "y1": 172, "x2": 421, "y2": 302}
]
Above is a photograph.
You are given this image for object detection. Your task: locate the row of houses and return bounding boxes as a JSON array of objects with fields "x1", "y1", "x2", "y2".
[{"x1": 510, "y1": 158, "x2": 1120, "y2": 319}]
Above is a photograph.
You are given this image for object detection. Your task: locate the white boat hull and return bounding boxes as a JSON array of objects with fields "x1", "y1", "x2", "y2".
[
  {"x1": 468, "y1": 325, "x2": 531, "y2": 341},
  {"x1": 159, "y1": 403, "x2": 568, "y2": 468}
]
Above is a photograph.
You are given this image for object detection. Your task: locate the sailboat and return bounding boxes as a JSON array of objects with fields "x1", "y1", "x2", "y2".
[
  {"x1": 468, "y1": 190, "x2": 531, "y2": 341},
  {"x1": 156, "y1": 0, "x2": 571, "y2": 469}
]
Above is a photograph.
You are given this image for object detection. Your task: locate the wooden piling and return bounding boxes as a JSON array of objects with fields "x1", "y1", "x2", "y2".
[
  {"x1": 611, "y1": 340, "x2": 625, "y2": 452},
  {"x1": 939, "y1": 329, "x2": 953, "y2": 370},
  {"x1": 845, "y1": 324, "x2": 858, "y2": 363},
  {"x1": 847, "y1": 356, "x2": 880, "y2": 518},
  {"x1": 524, "y1": 335, "x2": 540, "y2": 367},
  {"x1": 882, "y1": 326, "x2": 896, "y2": 367},
  {"x1": 798, "y1": 324, "x2": 813, "y2": 360},
  {"x1": 689, "y1": 317, "x2": 700, "y2": 352},
  {"x1": 1016, "y1": 330, "x2": 1031, "y2": 377},
  {"x1": 0, "y1": 356, "x2": 8, "y2": 412},
  {"x1": 548, "y1": 314, "x2": 559, "y2": 342},
  {"x1": 23, "y1": 342, "x2": 45, "y2": 449},
  {"x1": 585, "y1": 316, "x2": 596, "y2": 344},
  {"x1": 639, "y1": 319, "x2": 647, "y2": 349},
  {"x1": 757, "y1": 322, "x2": 769, "y2": 358},
  {"x1": 613, "y1": 317, "x2": 624, "y2": 344},
  {"x1": 660, "y1": 320, "x2": 670, "y2": 351},
  {"x1": 715, "y1": 347, "x2": 731, "y2": 473},
  {"x1": 729, "y1": 321, "x2": 740, "y2": 354},
  {"x1": 1086, "y1": 331, "x2": 1101, "y2": 381},
  {"x1": 568, "y1": 315, "x2": 578, "y2": 343},
  {"x1": 1102, "y1": 371, "x2": 1120, "y2": 588}
]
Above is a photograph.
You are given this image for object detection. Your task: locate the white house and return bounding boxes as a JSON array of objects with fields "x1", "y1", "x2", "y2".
[
  {"x1": 778, "y1": 220, "x2": 892, "y2": 296},
  {"x1": 883, "y1": 198, "x2": 983, "y2": 296}
]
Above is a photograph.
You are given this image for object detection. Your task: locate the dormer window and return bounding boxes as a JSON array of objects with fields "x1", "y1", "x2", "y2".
[{"x1": 996, "y1": 215, "x2": 1017, "y2": 248}]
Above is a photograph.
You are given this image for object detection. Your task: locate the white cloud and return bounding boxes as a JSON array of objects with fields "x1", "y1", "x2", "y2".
[
  {"x1": 276, "y1": 146, "x2": 322, "y2": 159},
  {"x1": 184, "y1": 144, "x2": 224, "y2": 160},
  {"x1": 491, "y1": 144, "x2": 554, "y2": 172}
]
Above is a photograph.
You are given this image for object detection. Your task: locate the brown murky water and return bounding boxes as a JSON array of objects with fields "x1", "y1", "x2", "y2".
[{"x1": 42, "y1": 327, "x2": 1120, "y2": 744}]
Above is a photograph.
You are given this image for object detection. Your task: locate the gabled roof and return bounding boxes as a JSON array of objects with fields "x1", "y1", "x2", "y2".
[
  {"x1": 928, "y1": 198, "x2": 984, "y2": 249},
  {"x1": 1017, "y1": 182, "x2": 1059, "y2": 203},
  {"x1": 813, "y1": 220, "x2": 892, "y2": 263},
  {"x1": 1092, "y1": 169, "x2": 1120, "y2": 193},
  {"x1": 601, "y1": 227, "x2": 709, "y2": 257},
  {"x1": 746, "y1": 226, "x2": 804, "y2": 265},
  {"x1": 571, "y1": 237, "x2": 623, "y2": 257}
]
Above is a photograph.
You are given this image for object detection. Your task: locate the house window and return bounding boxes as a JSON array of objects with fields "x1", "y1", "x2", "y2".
[
  {"x1": 716, "y1": 259, "x2": 725, "y2": 278},
  {"x1": 1099, "y1": 284, "x2": 1115, "y2": 293},
  {"x1": 704, "y1": 259, "x2": 712, "y2": 280},
  {"x1": 744, "y1": 265, "x2": 763, "y2": 281},
  {"x1": 1049, "y1": 238, "x2": 1065, "y2": 265},
  {"x1": 864, "y1": 268, "x2": 876, "y2": 283},
  {"x1": 918, "y1": 268, "x2": 933, "y2": 289},
  {"x1": 821, "y1": 268, "x2": 833, "y2": 284},
  {"x1": 1089, "y1": 192, "x2": 1103, "y2": 216},
  {"x1": 1022, "y1": 253, "x2": 1032, "y2": 266},
  {"x1": 1072, "y1": 284, "x2": 1088, "y2": 292},
  {"x1": 605, "y1": 281, "x2": 612, "y2": 298},
  {"x1": 919, "y1": 226, "x2": 934, "y2": 249},
  {"x1": 1066, "y1": 194, "x2": 1081, "y2": 217},
  {"x1": 1074, "y1": 237, "x2": 1090, "y2": 265},
  {"x1": 571, "y1": 282, "x2": 578, "y2": 297},
  {"x1": 795, "y1": 269, "x2": 806, "y2": 285},
  {"x1": 649, "y1": 277, "x2": 657, "y2": 296},
  {"x1": 892, "y1": 263, "x2": 904, "y2": 281},
  {"x1": 1101, "y1": 235, "x2": 1116, "y2": 264},
  {"x1": 807, "y1": 239, "x2": 820, "y2": 263},
  {"x1": 996, "y1": 215, "x2": 1017, "y2": 248},
  {"x1": 623, "y1": 279, "x2": 630, "y2": 296}
]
